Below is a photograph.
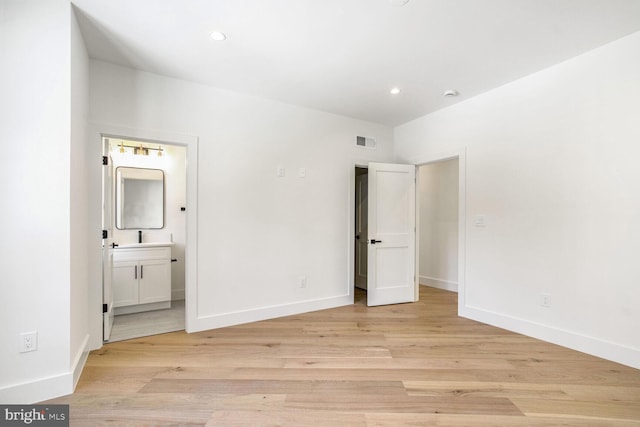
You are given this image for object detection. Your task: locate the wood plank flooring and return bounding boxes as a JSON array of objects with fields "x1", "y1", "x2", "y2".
[{"x1": 44, "y1": 286, "x2": 640, "y2": 426}]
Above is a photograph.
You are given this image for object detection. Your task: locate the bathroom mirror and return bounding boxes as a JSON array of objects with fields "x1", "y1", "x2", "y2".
[{"x1": 115, "y1": 167, "x2": 164, "y2": 229}]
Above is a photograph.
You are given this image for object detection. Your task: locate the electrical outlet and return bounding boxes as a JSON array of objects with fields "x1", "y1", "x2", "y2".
[
  {"x1": 540, "y1": 293, "x2": 551, "y2": 308},
  {"x1": 299, "y1": 276, "x2": 307, "y2": 288},
  {"x1": 20, "y1": 331, "x2": 37, "y2": 353}
]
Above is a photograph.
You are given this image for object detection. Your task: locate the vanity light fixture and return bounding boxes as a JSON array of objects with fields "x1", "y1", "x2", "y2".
[
  {"x1": 210, "y1": 31, "x2": 227, "y2": 41},
  {"x1": 134, "y1": 144, "x2": 149, "y2": 156},
  {"x1": 390, "y1": 87, "x2": 401, "y2": 95},
  {"x1": 116, "y1": 142, "x2": 164, "y2": 156}
]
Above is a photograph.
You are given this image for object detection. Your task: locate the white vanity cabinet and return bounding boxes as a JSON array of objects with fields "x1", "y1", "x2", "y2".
[{"x1": 111, "y1": 245, "x2": 172, "y2": 314}]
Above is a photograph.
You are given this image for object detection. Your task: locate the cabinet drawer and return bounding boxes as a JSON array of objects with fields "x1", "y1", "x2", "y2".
[{"x1": 112, "y1": 247, "x2": 171, "y2": 262}]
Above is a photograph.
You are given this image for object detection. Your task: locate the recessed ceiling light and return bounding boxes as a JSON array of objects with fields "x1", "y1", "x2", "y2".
[
  {"x1": 390, "y1": 87, "x2": 401, "y2": 95},
  {"x1": 443, "y1": 89, "x2": 459, "y2": 97},
  {"x1": 210, "y1": 31, "x2": 227, "y2": 41},
  {"x1": 389, "y1": 0, "x2": 410, "y2": 6}
]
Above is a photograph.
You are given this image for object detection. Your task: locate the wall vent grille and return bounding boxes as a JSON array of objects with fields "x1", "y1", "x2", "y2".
[{"x1": 356, "y1": 136, "x2": 376, "y2": 149}]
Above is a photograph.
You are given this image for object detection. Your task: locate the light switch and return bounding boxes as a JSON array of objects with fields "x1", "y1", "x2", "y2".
[
  {"x1": 277, "y1": 166, "x2": 286, "y2": 177},
  {"x1": 299, "y1": 168, "x2": 306, "y2": 178},
  {"x1": 474, "y1": 215, "x2": 486, "y2": 227}
]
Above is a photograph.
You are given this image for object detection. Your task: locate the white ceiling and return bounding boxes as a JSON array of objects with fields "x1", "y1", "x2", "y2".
[{"x1": 72, "y1": 0, "x2": 640, "y2": 126}]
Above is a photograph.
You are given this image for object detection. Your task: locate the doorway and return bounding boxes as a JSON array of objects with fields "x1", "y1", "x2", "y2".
[
  {"x1": 102, "y1": 136, "x2": 187, "y2": 342},
  {"x1": 416, "y1": 158, "x2": 460, "y2": 293},
  {"x1": 354, "y1": 167, "x2": 368, "y2": 291},
  {"x1": 351, "y1": 153, "x2": 465, "y2": 312}
]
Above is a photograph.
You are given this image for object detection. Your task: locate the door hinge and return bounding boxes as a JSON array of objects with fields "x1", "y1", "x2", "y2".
[
  {"x1": 102, "y1": 229, "x2": 108, "y2": 239},
  {"x1": 102, "y1": 303, "x2": 108, "y2": 313},
  {"x1": 102, "y1": 156, "x2": 108, "y2": 165}
]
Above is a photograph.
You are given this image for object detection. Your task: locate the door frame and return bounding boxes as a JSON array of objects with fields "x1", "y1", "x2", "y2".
[
  {"x1": 412, "y1": 148, "x2": 466, "y2": 313},
  {"x1": 354, "y1": 166, "x2": 368, "y2": 290},
  {"x1": 349, "y1": 148, "x2": 466, "y2": 313},
  {"x1": 88, "y1": 123, "x2": 199, "y2": 350}
]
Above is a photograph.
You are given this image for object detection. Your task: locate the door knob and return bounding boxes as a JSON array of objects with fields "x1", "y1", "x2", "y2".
[
  {"x1": 370, "y1": 239, "x2": 382, "y2": 244},
  {"x1": 355, "y1": 235, "x2": 360, "y2": 240}
]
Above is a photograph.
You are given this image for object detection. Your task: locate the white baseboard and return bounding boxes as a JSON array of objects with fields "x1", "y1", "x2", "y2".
[
  {"x1": 460, "y1": 304, "x2": 640, "y2": 370},
  {"x1": 0, "y1": 372, "x2": 72, "y2": 404},
  {"x1": 187, "y1": 294, "x2": 353, "y2": 332},
  {"x1": 115, "y1": 301, "x2": 170, "y2": 315},
  {"x1": 420, "y1": 275, "x2": 458, "y2": 292},
  {"x1": 172, "y1": 289, "x2": 185, "y2": 301},
  {"x1": 0, "y1": 334, "x2": 90, "y2": 404},
  {"x1": 72, "y1": 334, "x2": 90, "y2": 390}
]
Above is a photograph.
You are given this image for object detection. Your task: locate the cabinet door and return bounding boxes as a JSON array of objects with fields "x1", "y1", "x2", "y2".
[
  {"x1": 112, "y1": 261, "x2": 139, "y2": 307},
  {"x1": 138, "y1": 259, "x2": 171, "y2": 304}
]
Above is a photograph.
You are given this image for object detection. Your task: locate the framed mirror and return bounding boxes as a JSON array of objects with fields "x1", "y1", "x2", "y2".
[{"x1": 115, "y1": 167, "x2": 164, "y2": 229}]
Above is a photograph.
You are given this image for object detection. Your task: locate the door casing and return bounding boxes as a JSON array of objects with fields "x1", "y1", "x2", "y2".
[
  {"x1": 89, "y1": 124, "x2": 198, "y2": 351},
  {"x1": 349, "y1": 149, "x2": 466, "y2": 314}
]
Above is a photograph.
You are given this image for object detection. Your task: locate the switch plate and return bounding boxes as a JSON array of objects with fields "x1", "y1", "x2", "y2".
[
  {"x1": 540, "y1": 293, "x2": 551, "y2": 308},
  {"x1": 299, "y1": 168, "x2": 306, "y2": 178},
  {"x1": 299, "y1": 276, "x2": 307, "y2": 288},
  {"x1": 474, "y1": 215, "x2": 486, "y2": 227},
  {"x1": 276, "y1": 166, "x2": 286, "y2": 177},
  {"x1": 20, "y1": 331, "x2": 37, "y2": 353}
]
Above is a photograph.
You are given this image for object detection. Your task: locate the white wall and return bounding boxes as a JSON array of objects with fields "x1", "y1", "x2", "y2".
[
  {"x1": 395, "y1": 31, "x2": 640, "y2": 368},
  {"x1": 418, "y1": 159, "x2": 458, "y2": 291},
  {"x1": 89, "y1": 60, "x2": 394, "y2": 332},
  {"x1": 110, "y1": 142, "x2": 187, "y2": 297},
  {"x1": 0, "y1": 0, "x2": 89, "y2": 403},
  {"x1": 69, "y1": 2, "x2": 91, "y2": 387}
]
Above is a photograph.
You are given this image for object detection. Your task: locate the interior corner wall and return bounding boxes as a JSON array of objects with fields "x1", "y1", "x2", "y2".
[
  {"x1": 0, "y1": 0, "x2": 75, "y2": 403},
  {"x1": 394, "y1": 31, "x2": 640, "y2": 369},
  {"x1": 89, "y1": 60, "x2": 394, "y2": 332},
  {"x1": 70, "y1": 3, "x2": 91, "y2": 385},
  {"x1": 418, "y1": 159, "x2": 459, "y2": 292}
]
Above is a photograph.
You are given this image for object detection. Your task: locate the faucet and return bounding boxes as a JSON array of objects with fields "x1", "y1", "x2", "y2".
[{"x1": 138, "y1": 230, "x2": 142, "y2": 244}]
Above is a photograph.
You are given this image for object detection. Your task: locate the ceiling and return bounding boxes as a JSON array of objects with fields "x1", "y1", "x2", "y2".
[{"x1": 72, "y1": 0, "x2": 640, "y2": 127}]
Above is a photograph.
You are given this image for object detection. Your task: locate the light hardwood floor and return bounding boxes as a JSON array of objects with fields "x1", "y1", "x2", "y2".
[{"x1": 45, "y1": 286, "x2": 640, "y2": 426}]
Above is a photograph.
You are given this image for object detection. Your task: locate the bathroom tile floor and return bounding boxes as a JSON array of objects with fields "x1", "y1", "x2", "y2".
[{"x1": 108, "y1": 299, "x2": 185, "y2": 342}]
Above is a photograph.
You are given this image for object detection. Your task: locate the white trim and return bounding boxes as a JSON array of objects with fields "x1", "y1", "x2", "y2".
[
  {"x1": 419, "y1": 276, "x2": 458, "y2": 292},
  {"x1": 346, "y1": 160, "x2": 371, "y2": 302},
  {"x1": 88, "y1": 123, "x2": 198, "y2": 346},
  {"x1": 0, "y1": 373, "x2": 72, "y2": 405},
  {"x1": 114, "y1": 301, "x2": 170, "y2": 315},
  {"x1": 461, "y1": 305, "x2": 640, "y2": 370},
  {"x1": 72, "y1": 333, "x2": 90, "y2": 389},
  {"x1": 172, "y1": 289, "x2": 185, "y2": 300},
  {"x1": 0, "y1": 333, "x2": 90, "y2": 403},
  {"x1": 193, "y1": 294, "x2": 353, "y2": 331},
  {"x1": 409, "y1": 148, "x2": 467, "y2": 313}
]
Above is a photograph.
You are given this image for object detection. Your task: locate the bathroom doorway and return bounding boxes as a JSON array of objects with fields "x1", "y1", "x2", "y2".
[{"x1": 103, "y1": 136, "x2": 188, "y2": 342}]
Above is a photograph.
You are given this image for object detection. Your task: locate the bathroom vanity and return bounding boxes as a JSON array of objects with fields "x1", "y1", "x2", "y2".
[{"x1": 111, "y1": 242, "x2": 173, "y2": 315}]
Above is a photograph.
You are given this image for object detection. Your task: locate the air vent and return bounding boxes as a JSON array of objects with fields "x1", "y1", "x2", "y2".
[{"x1": 356, "y1": 136, "x2": 376, "y2": 150}]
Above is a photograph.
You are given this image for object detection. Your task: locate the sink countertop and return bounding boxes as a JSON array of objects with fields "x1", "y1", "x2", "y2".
[{"x1": 114, "y1": 242, "x2": 174, "y2": 249}]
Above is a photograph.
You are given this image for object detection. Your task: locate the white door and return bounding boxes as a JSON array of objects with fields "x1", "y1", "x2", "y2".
[
  {"x1": 367, "y1": 162, "x2": 416, "y2": 306},
  {"x1": 355, "y1": 172, "x2": 368, "y2": 289},
  {"x1": 102, "y1": 137, "x2": 115, "y2": 341}
]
